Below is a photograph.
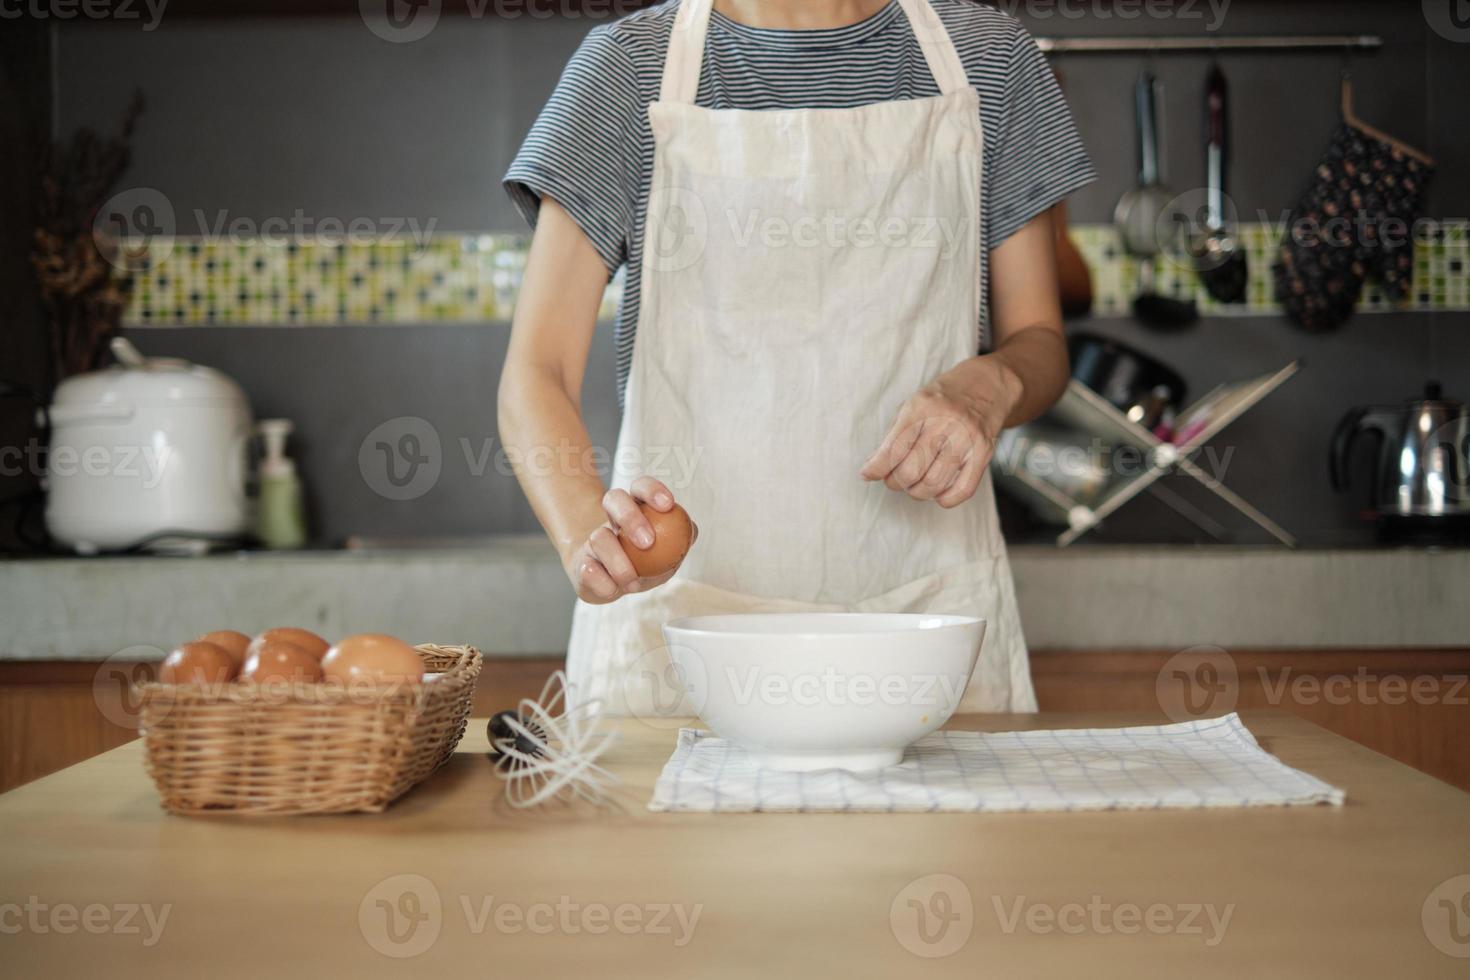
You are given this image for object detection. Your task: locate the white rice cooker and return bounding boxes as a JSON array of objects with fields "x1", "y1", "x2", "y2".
[{"x1": 43, "y1": 338, "x2": 252, "y2": 554}]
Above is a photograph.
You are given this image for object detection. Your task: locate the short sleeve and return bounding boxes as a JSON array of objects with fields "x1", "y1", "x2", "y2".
[
  {"x1": 504, "y1": 28, "x2": 644, "y2": 278},
  {"x1": 983, "y1": 22, "x2": 1095, "y2": 249}
]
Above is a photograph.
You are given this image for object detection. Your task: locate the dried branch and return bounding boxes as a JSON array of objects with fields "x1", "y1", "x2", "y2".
[{"x1": 30, "y1": 91, "x2": 146, "y2": 381}]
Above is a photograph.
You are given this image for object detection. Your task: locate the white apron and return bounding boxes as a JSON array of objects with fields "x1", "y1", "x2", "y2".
[{"x1": 566, "y1": 0, "x2": 1037, "y2": 718}]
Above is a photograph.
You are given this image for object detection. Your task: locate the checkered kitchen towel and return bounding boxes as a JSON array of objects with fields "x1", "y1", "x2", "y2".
[{"x1": 648, "y1": 714, "x2": 1345, "y2": 813}]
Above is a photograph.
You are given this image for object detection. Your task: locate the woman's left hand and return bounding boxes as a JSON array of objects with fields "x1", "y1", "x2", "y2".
[{"x1": 860, "y1": 356, "x2": 1022, "y2": 508}]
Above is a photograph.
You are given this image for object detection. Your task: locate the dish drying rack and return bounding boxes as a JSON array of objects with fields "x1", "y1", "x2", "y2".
[{"x1": 995, "y1": 361, "x2": 1301, "y2": 547}]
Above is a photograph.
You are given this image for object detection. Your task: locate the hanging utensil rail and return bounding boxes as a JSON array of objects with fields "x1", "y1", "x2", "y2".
[{"x1": 1036, "y1": 35, "x2": 1381, "y2": 54}]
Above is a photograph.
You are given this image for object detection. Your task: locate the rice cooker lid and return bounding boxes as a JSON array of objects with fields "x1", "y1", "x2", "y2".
[{"x1": 52, "y1": 357, "x2": 248, "y2": 410}]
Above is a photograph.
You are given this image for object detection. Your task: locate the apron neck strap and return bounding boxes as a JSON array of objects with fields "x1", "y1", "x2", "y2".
[{"x1": 659, "y1": 0, "x2": 971, "y2": 105}]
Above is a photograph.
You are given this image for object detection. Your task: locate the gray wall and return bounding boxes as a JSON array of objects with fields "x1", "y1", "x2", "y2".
[{"x1": 46, "y1": 1, "x2": 1470, "y2": 546}]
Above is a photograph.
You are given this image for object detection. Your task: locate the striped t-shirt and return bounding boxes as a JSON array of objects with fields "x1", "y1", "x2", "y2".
[{"x1": 504, "y1": 0, "x2": 1094, "y2": 402}]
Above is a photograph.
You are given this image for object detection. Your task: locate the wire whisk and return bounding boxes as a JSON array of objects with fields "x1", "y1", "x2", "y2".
[{"x1": 488, "y1": 671, "x2": 619, "y2": 808}]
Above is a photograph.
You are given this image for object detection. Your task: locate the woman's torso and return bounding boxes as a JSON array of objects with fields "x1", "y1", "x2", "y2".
[{"x1": 503, "y1": 0, "x2": 1092, "y2": 405}]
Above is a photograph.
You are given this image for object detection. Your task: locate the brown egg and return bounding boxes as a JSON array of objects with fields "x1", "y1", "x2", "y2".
[
  {"x1": 195, "y1": 630, "x2": 251, "y2": 668},
  {"x1": 241, "y1": 639, "x2": 323, "y2": 684},
  {"x1": 618, "y1": 502, "x2": 694, "y2": 578},
  {"x1": 248, "y1": 627, "x2": 330, "y2": 662},
  {"x1": 321, "y1": 634, "x2": 423, "y2": 689},
  {"x1": 158, "y1": 641, "x2": 238, "y2": 686}
]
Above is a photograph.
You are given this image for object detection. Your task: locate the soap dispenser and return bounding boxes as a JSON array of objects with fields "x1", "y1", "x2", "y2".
[{"x1": 255, "y1": 419, "x2": 307, "y2": 550}]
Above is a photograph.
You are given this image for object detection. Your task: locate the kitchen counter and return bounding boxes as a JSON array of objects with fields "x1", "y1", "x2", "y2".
[
  {"x1": 2, "y1": 711, "x2": 1468, "y2": 977},
  {"x1": 2, "y1": 539, "x2": 1467, "y2": 658}
]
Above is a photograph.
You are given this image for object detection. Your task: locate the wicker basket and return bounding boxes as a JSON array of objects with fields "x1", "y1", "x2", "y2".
[{"x1": 136, "y1": 644, "x2": 482, "y2": 815}]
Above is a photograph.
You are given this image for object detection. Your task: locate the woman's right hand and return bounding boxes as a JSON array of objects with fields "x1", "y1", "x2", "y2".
[{"x1": 564, "y1": 476, "x2": 698, "y2": 604}]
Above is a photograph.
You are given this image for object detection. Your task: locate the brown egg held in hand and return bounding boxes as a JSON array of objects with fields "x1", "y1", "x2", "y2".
[
  {"x1": 242, "y1": 640, "x2": 323, "y2": 684},
  {"x1": 619, "y1": 502, "x2": 694, "y2": 578},
  {"x1": 249, "y1": 627, "x2": 330, "y2": 662},
  {"x1": 321, "y1": 634, "x2": 423, "y2": 689},
  {"x1": 159, "y1": 641, "x2": 238, "y2": 686},
  {"x1": 195, "y1": 630, "x2": 250, "y2": 668}
]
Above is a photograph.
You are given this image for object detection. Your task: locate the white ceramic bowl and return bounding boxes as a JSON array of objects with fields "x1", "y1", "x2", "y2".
[{"x1": 661, "y1": 613, "x2": 986, "y2": 772}]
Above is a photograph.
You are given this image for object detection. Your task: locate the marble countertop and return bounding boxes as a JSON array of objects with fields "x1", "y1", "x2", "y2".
[{"x1": 2, "y1": 539, "x2": 1465, "y2": 660}]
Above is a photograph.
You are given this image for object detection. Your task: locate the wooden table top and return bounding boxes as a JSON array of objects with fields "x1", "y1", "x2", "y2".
[{"x1": 2, "y1": 711, "x2": 1469, "y2": 978}]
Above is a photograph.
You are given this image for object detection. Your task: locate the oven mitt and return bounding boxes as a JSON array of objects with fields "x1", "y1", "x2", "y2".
[{"x1": 1272, "y1": 122, "x2": 1433, "y2": 332}]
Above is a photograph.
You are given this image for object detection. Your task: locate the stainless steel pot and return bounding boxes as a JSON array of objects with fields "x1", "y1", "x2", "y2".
[
  {"x1": 1330, "y1": 382, "x2": 1470, "y2": 519},
  {"x1": 1068, "y1": 332, "x2": 1187, "y2": 431}
]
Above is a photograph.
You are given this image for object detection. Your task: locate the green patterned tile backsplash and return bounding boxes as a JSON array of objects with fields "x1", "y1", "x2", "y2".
[
  {"x1": 121, "y1": 222, "x2": 1467, "y2": 327},
  {"x1": 124, "y1": 234, "x2": 623, "y2": 326},
  {"x1": 1070, "y1": 221, "x2": 1469, "y2": 317}
]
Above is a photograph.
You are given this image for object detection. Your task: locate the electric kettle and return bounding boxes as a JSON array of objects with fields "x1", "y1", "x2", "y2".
[
  {"x1": 42, "y1": 338, "x2": 253, "y2": 554},
  {"x1": 1330, "y1": 382, "x2": 1470, "y2": 523}
]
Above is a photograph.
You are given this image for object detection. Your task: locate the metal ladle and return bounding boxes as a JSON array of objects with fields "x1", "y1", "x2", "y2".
[
  {"x1": 1114, "y1": 69, "x2": 1198, "y2": 329},
  {"x1": 1191, "y1": 64, "x2": 1248, "y2": 303}
]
